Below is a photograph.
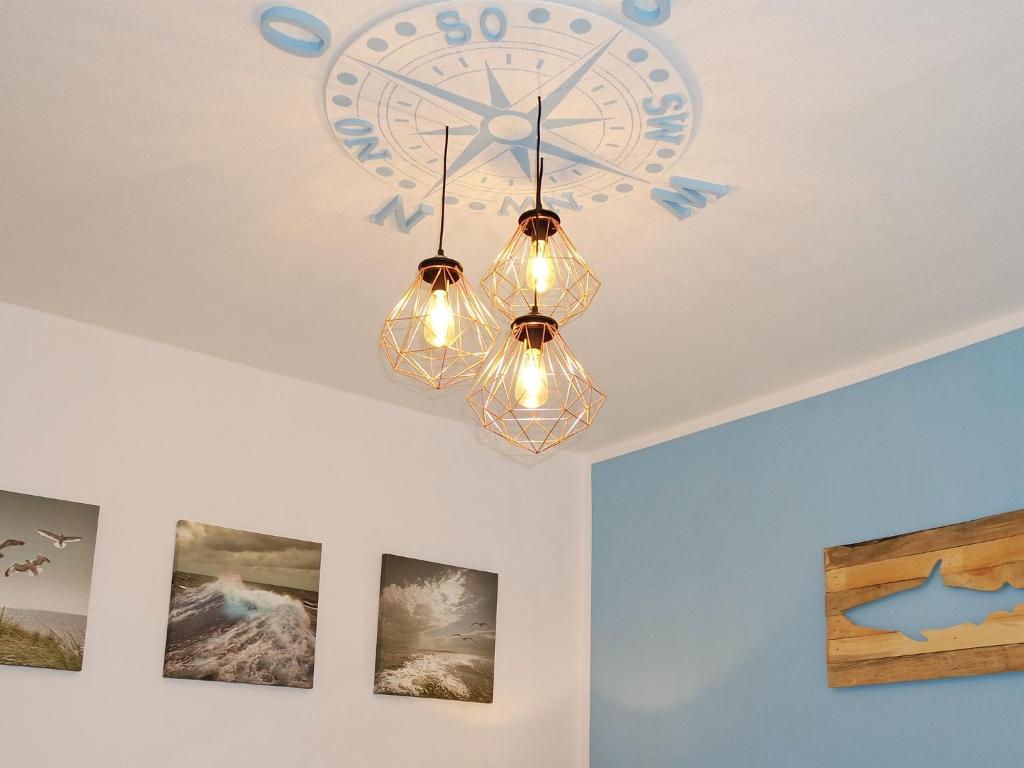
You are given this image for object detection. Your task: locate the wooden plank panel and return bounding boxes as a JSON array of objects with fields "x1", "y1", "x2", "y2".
[
  {"x1": 827, "y1": 614, "x2": 898, "y2": 640},
  {"x1": 824, "y1": 508, "x2": 1024, "y2": 570},
  {"x1": 825, "y1": 508, "x2": 1024, "y2": 686},
  {"x1": 825, "y1": 577, "x2": 925, "y2": 616},
  {"x1": 829, "y1": 607, "x2": 1024, "y2": 662},
  {"x1": 828, "y1": 642, "x2": 1024, "y2": 688},
  {"x1": 941, "y1": 560, "x2": 1024, "y2": 590},
  {"x1": 825, "y1": 533, "x2": 1024, "y2": 592}
]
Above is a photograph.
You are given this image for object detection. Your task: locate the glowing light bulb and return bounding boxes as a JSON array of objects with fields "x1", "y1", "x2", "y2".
[
  {"x1": 424, "y1": 289, "x2": 455, "y2": 348},
  {"x1": 515, "y1": 346, "x2": 549, "y2": 409},
  {"x1": 526, "y1": 237, "x2": 553, "y2": 294}
]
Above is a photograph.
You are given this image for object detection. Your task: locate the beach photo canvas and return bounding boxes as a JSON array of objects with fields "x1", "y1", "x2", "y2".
[
  {"x1": 0, "y1": 489, "x2": 100, "y2": 672},
  {"x1": 163, "y1": 520, "x2": 322, "y2": 689},
  {"x1": 374, "y1": 554, "x2": 498, "y2": 703}
]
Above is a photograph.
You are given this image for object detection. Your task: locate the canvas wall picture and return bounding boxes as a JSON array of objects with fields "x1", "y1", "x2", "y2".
[
  {"x1": 825, "y1": 508, "x2": 1024, "y2": 687},
  {"x1": 374, "y1": 553, "x2": 498, "y2": 703},
  {"x1": 0, "y1": 489, "x2": 100, "y2": 671},
  {"x1": 163, "y1": 520, "x2": 322, "y2": 688}
]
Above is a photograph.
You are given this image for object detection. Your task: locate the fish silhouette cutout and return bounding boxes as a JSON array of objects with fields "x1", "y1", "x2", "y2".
[{"x1": 844, "y1": 559, "x2": 1024, "y2": 641}]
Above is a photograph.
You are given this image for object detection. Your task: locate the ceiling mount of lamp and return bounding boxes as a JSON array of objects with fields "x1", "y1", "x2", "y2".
[{"x1": 380, "y1": 100, "x2": 605, "y2": 454}]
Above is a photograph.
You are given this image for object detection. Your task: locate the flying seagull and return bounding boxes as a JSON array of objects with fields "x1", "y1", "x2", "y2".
[
  {"x1": 450, "y1": 634, "x2": 478, "y2": 643},
  {"x1": 4, "y1": 554, "x2": 51, "y2": 577},
  {"x1": 470, "y1": 622, "x2": 488, "y2": 628},
  {"x1": 37, "y1": 529, "x2": 83, "y2": 549},
  {"x1": 0, "y1": 539, "x2": 25, "y2": 558}
]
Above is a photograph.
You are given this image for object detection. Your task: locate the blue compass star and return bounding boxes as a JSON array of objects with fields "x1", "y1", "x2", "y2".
[{"x1": 348, "y1": 33, "x2": 642, "y2": 194}]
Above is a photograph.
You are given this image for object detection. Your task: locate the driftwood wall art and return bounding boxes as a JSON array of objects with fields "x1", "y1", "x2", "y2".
[{"x1": 825, "y1": 508, "x2": 1024, "y2": 687}]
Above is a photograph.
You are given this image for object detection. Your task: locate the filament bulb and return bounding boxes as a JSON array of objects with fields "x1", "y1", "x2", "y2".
[
  {"x1": 424, "y1": 289, "x2": 456, "y2": 348},
  {"x1": 526, "y1": 236, "x2": 553, "y2": 294},
  {"x1": 515, "y1": 345, "x2": 549, "y2": 409}
]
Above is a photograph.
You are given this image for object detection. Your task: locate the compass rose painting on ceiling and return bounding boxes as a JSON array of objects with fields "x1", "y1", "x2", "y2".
[{"x1": 313, "y1": 0, "x2": 726, "y2": 221}]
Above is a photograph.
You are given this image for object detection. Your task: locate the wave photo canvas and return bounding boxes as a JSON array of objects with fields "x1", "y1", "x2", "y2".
[
  {"x1": 163, "y1": 520, "x2": 322, "y2": 689},
  {"x1": 0, "y1": 489, "x2": 100, "y2": 672},
  {"x1": 374, "y1": 553, "x2": 498, "y2": 703}
]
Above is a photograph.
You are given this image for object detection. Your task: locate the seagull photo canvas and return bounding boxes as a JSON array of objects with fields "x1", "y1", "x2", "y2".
[
  {"x1": 163, "y1": 520, "x2": 322, "y2": 689},
  {"x1": 374, "y1": 554, "x2": 498, "y2": 703},
  {"x1": 0, "y1": 489, "x2": 100, "y2": 672}
]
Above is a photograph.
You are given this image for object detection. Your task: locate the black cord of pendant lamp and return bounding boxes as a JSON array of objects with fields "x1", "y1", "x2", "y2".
[
  {"x1": 535, "y1": 97, "x2": 543, "y2": 213},
  {"x1": 437, "y1": 125, "x2": 449, "y2": 257},
  {"x1": 532, "y1": 97, "x2": 544, "y2": 312}
]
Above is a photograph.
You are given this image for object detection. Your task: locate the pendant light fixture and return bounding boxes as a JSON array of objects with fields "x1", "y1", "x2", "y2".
[
  {"x1": 481, "y1": 97, "x2": 601, "y2": 326},
  {"x1": 467, "y1": 309, "x2": 605, "y2": 454},
  {"x1": 381, "y1": 127, "x2": 499, "y2": 389}
]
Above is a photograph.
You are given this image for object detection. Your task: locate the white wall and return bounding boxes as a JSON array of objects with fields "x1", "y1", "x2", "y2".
[{"x1": 0, "y1": 302, "x2": 588, "y2": 768}]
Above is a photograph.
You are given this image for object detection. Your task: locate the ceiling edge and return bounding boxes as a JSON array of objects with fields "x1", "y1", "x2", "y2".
[{"x1": 585, "y1": 307, "x2": 1024, "y2": 466}]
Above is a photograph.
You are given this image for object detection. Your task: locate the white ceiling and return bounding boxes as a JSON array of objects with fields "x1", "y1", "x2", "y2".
[{"x1": 1, "y1": 0, "x2": 1023, "y2": 454}]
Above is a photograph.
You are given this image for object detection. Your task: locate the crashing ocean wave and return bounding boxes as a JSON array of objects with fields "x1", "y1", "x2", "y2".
[
  {"x1": 375, "y1": 650, "x2": 493, "y2": 702},
  {"x1": 376, "y1": 653, "x2": 471, "y2": 698},
  {"x1": 164, "y1": 576, "x2": 316, "y2": 688}
]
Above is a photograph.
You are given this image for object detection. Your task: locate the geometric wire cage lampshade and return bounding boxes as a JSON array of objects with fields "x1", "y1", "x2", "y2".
[
  {"x1": 381, "y1": 257, "x2": 499, "y2": 389},
  {"x1": 467, "y1": 311, "x2": 605, "y2": 453},
  {"x1": 380, "y1": 126, "x2": 499, "y2": 389},
  {"x1": 482, "y1": 207, "x2": 600, "y2": 325},
  {"x1": 481, "y1": 98, "x2": 600, "y2": 326}
]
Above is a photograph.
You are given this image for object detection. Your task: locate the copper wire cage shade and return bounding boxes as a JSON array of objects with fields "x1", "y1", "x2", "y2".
[
  {"x1": 481, "y1": 97, "x2": 600, "y2": 325},
  {"x1": 381, "y1": 257, "x2": 499, "y2": 389},
  {"x1": 467, "y1": 312, "x2": 606, "y2": 454},
  {"x1": 482, "y1": 208, "x2": 600, "y2": 325},
  {"x1": 380, "y1": 126, "x2": 499, "y2": 389}
]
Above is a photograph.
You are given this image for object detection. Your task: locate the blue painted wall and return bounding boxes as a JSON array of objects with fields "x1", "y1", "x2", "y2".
[{"x1": 591, "y1": 328, "x2": 1024, "y2": 767}]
